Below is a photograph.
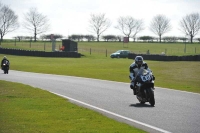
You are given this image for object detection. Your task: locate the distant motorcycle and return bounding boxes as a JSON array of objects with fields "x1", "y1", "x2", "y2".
[
  {"x1": 134, "y1": 68, "x2": 155, "y2": 106},
  {"x1": 2, "y1": 60, "x2": 9, "y2": 74}
]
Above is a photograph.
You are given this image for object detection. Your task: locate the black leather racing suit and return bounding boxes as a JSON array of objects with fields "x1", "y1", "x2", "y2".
[{"x1": 129, "y1": 62, "x2": 149, "y2": 90}]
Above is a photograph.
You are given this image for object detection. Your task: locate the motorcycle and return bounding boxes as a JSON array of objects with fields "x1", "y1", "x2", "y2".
[
  {"x1": 134, "y1": 68, "x2": 155, "y2": 106},
  {"x1": 2, "y1": 60, "x2": 9, "y2": 74}
]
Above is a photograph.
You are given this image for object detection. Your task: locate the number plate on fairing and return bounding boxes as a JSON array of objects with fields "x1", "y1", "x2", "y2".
[{"x1": 141, "y1": 74, "x2": 151, "y2": 82}]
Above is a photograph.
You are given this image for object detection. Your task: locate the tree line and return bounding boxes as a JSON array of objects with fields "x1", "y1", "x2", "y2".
[
  {"x1": 0, "y1": 1, "x2": 200, "y2": 43},
  {"x1": 11, "y1": 34, "x2": 200, "y2": 43},
  {"x1": 67, "y1": 34, "x2": 200, "y2": 43}
]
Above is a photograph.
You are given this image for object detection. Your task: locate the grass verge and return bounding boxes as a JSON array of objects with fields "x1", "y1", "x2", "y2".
[{"x1": 0, "y1": 80, "x2": 146, "y2": 133}]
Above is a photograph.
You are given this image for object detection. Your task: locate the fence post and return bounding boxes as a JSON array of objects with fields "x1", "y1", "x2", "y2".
[
  {"x1": 44, "y1": 43, "x2": 46, "y2": 51},
  {"x1": 15, "y1": 38, "x2": 16, "y2": 46},
  {"x1": 165, "y1": 49, "x2": 167, "y2": 54},
  {"x1": 147, "y1": 50, "x2": 150, "y2": 54},
  {"x1": 30, "y1": 41, "x2": 31, "y2": 48}
]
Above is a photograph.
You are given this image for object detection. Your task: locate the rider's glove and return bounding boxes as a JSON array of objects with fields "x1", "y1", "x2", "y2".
[
  {"x1": 152, "y1": 75, "x2": 155, "y2": 80},
  {"x1": 131, "y1": 78, "x2": 135, "y2": 83}
]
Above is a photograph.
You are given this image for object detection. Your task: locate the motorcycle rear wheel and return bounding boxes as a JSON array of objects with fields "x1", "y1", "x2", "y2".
[{"x1": 3, "y1": 69, "x2": 8, "y2": 74}]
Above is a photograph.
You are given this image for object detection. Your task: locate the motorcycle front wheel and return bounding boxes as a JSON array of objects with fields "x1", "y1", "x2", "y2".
[
  {"x1": 140, "y1": 101, "x2": 145, "y2": 104},
  {"x1": 146, "y1": 88, "x2": 155, "y2": 106},
  {"x1": 147, "y1": 88, "x2": 155, "y2": 106}
]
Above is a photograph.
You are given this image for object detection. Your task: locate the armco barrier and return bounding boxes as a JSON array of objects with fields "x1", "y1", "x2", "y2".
[
  {"x1": 0, "y1": 48, "x2": 81, "y2": 58},
  {"x1": 128, "y1": 53, "x2": 200, "y2": 61}
]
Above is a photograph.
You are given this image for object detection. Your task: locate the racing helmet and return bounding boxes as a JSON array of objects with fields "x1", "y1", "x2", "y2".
[
  {"x1": 3, "y1": 56, "x2": 7, "y2": 59},
  {"x1": 135, "y1": 56, "x2": 144, "y2": 67}
]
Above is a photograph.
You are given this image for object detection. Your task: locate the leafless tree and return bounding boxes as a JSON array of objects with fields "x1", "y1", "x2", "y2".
[
  {"x1": 23, "y1": 8, "x2": 50, "y2": 42},
  {"x1": 89, "y1": 13, "x2": 111, "y2": 42},
  {"x1": 115, "y1": 16, "x2": 144, "y2": 42},
  {"x1": 179, "y1": 13, "x2": 200, "y2": 43},
  {"x1": 13, "y1": 36, "x2": 24, "y2": 42},
  {"x1": 0, "y1": 3, "x2": 19, "y2": 41},
  {"x1": 150, "y1": 14, "x2": 171, "y2": 43}
]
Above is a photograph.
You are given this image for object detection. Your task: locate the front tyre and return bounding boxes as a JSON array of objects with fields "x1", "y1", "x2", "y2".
[
  {"x1": 147, "y1": 88, "x2": 155, "y2": 106},
  {"x1": 140, "y1": 101, "x2": 145, "y2": 104}
]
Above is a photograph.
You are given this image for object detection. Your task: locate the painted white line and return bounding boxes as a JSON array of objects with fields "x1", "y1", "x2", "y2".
[
  {"x1": 155, "y1": 86, "x2": 200, "y2": 96},
  {"x1": 52, "y1": 92, "x2": 171, "y2": 133}
]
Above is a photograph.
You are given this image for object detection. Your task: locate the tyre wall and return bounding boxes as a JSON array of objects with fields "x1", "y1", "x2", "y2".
[
  {"x1": 128, "y1": 53, "x2": 200, "y2": 61},
  {"x1": 0, "y1": 48, "x2": 81, "y2": 58}
]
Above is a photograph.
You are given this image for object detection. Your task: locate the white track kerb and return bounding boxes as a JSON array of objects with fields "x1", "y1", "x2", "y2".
[{"x1": 52, "y1": 92, "x2": 171, "y2": 133}]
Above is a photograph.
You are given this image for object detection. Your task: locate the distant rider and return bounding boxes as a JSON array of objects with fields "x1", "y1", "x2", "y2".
[
  {"x1": 129, "y1": 56, "x2": 153, "y2": 95},
  {"x1": 1, "y1": 56, "x2": 10, "y2": 70}
]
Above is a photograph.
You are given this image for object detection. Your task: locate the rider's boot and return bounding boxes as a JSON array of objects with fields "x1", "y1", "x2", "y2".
[
  {"x1": 130, "y1": 84, "x2": 137, "y2": 95},
  {"x1": 133, "y1": 87, "x2": 136, "y2": 95}
]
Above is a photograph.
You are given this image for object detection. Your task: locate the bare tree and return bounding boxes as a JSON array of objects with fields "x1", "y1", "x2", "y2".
[
  {"x1": 150, "y1": 14, "x2": 171, "y2": 43},
  {"x1": 115, "y1": 16, "x2": 144, "y2": 42},
  {"x1": 23, "y1": 8, "x2": 50, "y2": 42},
  {"x1": 13, "y1": 36, "x2": 24, "y2": 42},
  {"x1": 0, "y1": 3, "x2": 19, "y2": 41},
  {"x1": 132, "y1": 19, "x2": 144, "y2": 42},
  {"x1": 89, "y1": 13, "x2": 111, "y2": 42},
  {"x1": 179, "y1": 13, "x2": 200, "y2": 43}
]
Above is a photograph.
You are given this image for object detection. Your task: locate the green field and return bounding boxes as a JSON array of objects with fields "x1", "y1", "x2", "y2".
[{"x1": 1, "y1": 41, "x2": 200, "y2": 56}]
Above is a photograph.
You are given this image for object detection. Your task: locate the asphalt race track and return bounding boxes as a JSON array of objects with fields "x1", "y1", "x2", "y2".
[{"x1": 1, "y1": 70, "x2": 200, "y2": 133}]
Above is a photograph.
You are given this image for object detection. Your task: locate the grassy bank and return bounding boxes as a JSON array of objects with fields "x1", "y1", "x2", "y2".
[{"x1": 0, "y1": 80, "x2": 146, "y2": 133}]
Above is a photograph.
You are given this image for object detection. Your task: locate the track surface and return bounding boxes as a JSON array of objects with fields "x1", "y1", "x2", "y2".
[{"x1": 1, "y1": 70, "x2": 200, "y2": 133}]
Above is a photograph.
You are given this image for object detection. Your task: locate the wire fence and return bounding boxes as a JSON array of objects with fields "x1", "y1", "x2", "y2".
[
  {"x1": 78, "y1": 47, "x2": 200, "y2": 56},
  {"x1": 1, "y1": 41, "x2": 200, "y2": 56}
]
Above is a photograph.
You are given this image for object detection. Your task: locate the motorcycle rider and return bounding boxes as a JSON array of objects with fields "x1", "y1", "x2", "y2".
[
  {"x1": 1, "y1": 56, "x2": 10, "y2": 70},
  {"x1": 129, "y1": 56, "x2": 153, "y2": 95}
]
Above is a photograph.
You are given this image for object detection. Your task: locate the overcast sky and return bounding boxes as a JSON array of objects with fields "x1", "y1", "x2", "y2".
[{"x1": 2, "y1": 0, "x2": 200, "y2": 39}]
